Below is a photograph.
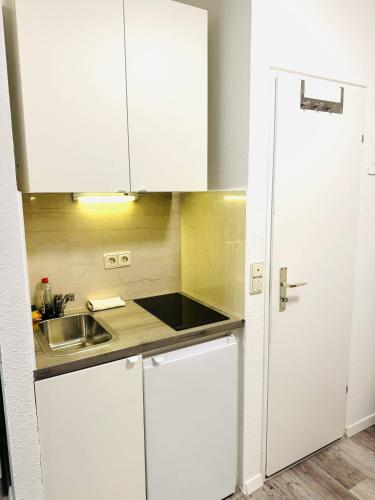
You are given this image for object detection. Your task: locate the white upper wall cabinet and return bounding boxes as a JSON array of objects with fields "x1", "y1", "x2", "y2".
[
  {"x1": 124, "y1": 0, "x2": 207, "y2": 192},
  {"x1": 176, "y1": 0, "x2": 251, "y2": 190},
  {"x1": 3, "y1": 0, "x2": 207, "y2": 193},
  {"x1": 4, "y1": 0, "x2": 131, "y2": 193}
]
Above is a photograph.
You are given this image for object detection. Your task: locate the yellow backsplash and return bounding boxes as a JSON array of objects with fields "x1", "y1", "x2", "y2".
[
  {"x1": 23, "y1": 193, "x2": 181, "y2": 308},
  {"x1": 181, "y1": 192, "x2": 246, "y2": 317},
  {"x1": 23, "y1": 191, "x2": 246, "y2": 316}
]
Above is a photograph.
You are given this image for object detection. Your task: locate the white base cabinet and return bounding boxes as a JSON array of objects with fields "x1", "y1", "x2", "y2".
[
  {"x1": 143, "y1": 336, "x2": 238, "y2": 500},
  {"x1": 35, "y1": 357, "x2": 146, "y2": 500}
]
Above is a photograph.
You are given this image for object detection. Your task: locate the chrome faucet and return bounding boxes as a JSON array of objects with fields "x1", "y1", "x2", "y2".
[{"x1": 53, "y1": 293, "x2": 75, "y2": 317}]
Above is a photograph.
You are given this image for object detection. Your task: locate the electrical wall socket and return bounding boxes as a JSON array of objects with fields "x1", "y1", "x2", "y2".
[
  {"x1": 103, "y1": 251, "x2": 131, "y2": 270},
  {"x1": 118, "y1": 252, "x2": 131, "y2": 268},
  {"x1": 103, "y1": 254, "x2": 118, "y2": 270}
]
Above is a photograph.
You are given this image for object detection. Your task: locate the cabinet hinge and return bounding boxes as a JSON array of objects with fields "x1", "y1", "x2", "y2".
[
  {"x1": 346, "y1": 385, "x2": 349, "y2": 394},
  {"x1": 361, "y1": 134, "x2": 365, "y2": 143}
]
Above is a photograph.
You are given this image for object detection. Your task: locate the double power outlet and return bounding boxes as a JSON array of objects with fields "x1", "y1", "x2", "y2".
[{"x1": 104, "y1": 251, "x2": 132, "y2": 270}]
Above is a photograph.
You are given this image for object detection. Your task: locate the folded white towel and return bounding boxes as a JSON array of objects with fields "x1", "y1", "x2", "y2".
[{"x1": 87, "y1": 296, "x2": 126, "y2": 312}]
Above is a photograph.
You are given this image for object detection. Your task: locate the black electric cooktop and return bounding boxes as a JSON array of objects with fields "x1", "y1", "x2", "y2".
[{"x1": 134, "y1": 293, "x2": 229, "y2": 331}]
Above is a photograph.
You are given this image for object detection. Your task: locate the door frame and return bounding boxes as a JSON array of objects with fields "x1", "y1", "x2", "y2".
[{"x1": 260, "y1": 68, "x2": 366, "y2": 479}]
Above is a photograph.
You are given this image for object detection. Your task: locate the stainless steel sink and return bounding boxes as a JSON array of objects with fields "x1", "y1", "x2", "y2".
[{"x1": 35, "y1": 313, "x2": 117, "y2": 356}]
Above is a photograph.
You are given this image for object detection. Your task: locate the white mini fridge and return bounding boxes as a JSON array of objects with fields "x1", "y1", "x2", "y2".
[{"x1": 143, "y1": 335, "x2": 238, "y2": 500}]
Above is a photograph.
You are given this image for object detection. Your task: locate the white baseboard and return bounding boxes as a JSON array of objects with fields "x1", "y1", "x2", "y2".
[
  {"x1": 240, "y1": 416, "x2": 375, "y2": 496},
  {"x1": 345, "y1": 413, "x2": 375, "y2": 438},
  {"x1": 241, "y1": 473, "x2": 264, "y2": 495},
  {"x1": 8, "y1": 486, "x2": 14, "y2": 500}
]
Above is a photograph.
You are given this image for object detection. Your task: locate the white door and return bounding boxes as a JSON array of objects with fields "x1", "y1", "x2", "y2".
[
  {"x1": 9, "y1": 0, "x2": 130, "y2": 193},
  {"x1": 35, "y1": 357, "x2": 146, "y2": 500},
  {"x1": 266, "y1": 73, "x2": 365, "y2": 475},
  {"x1": 124, "y1": 0, "x2": 207, "y2": 192}
]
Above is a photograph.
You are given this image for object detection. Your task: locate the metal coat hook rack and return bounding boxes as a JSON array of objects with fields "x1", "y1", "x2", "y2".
[{"x1": 300, "y1": 80, "x2": 344, "y2": 114}]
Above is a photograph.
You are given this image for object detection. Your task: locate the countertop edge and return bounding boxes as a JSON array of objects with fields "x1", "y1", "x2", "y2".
[{"x1": 34, "y1": 318, "x2": 245, "y2": 381}]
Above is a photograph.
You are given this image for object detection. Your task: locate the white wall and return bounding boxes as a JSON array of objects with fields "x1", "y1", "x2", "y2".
[
  {"x1": 244, "y1": 0, "x2": 375, "y2": 492},
  {"x1": 0, "y1": 7, "x2": 43, "y2": 499}
]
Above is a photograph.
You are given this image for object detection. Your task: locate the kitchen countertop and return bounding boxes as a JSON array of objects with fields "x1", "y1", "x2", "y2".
[{"x1": 34, "y1": 299, "x2": 244, "y2": 380}]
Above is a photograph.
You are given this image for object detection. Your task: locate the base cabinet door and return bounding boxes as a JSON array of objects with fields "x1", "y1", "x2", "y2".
[{"x1": 35, "y1": 358, "x2": 146, "y2": 500}]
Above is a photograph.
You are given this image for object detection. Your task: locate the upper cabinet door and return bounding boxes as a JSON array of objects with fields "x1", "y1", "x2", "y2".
[
  {"x1": 8, "y1": 0, "x2": 130, "y2": 193},
  {"x1": 124, "y1": 0, "x2": 207, "y2": 192}
]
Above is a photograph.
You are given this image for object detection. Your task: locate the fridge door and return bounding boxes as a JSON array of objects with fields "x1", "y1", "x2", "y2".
[{"x1": 143, "y1": 335, "x2": 238, "y2": 500}]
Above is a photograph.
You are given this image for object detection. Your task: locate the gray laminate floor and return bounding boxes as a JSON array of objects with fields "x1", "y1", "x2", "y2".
[{"x1": 232, "y1": 426, "x2": 375, "y2": 499}]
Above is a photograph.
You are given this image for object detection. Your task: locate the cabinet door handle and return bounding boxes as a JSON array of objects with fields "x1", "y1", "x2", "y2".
[
  {"x1": 152, "y1": 355, "x2": 164, "y2": 366},
  {"x1": 127, "y1": 355, "x2": 139, "y2": 365}
]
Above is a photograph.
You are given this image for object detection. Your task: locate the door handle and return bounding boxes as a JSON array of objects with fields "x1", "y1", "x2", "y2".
[
  {"x1": 281, "y1": 282, "x2": 308, "y2": 289},
  {"x1": 280, "y1": 267, "x2": 308, "y2": 312}
]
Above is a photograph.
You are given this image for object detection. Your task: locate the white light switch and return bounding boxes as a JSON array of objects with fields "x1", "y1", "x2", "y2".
[
  {"x1": 251, "y1": 262, "x2": 264, "y2": 278},
  {"x1": 250, "y1": 262, "x2": 264, "y2": 294},
  {"x1": 251, "y1": 277, "x2": 264, "y2": 294}
]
